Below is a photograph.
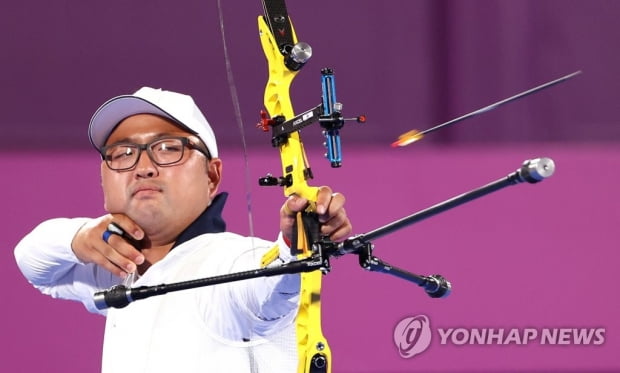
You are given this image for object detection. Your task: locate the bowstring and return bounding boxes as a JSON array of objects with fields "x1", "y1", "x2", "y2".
[{"x1": 215, "y1": 0, "x2": 256, "y2": 243}]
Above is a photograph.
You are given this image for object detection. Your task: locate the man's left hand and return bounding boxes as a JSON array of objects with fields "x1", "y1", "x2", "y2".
[{"x1": 280, "y1": 186, "x2": 352, "y2": 244}]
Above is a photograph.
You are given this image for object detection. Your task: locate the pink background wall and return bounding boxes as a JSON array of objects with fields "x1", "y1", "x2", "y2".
[{"x1": 3, "y1": 144, "x2": 618, "y2": 372}]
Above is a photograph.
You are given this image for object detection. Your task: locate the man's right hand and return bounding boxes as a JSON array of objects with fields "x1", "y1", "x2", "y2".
[{"x1": 71, "y1": 214, "x2": 145, "y2": 278}]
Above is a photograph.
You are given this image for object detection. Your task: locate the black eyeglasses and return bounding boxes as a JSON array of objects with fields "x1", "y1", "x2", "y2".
[{"x1": 101, "y1": 136, "x2": 211, "y2": 171}]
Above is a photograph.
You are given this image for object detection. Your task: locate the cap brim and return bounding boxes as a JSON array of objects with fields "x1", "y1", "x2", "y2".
[{"x1": 88, "y1": 95, "x2": 195, "y2": 151}]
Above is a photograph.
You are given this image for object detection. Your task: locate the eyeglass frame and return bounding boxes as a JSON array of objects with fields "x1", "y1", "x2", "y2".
[{"x1": 100, "y1": 136, "x2": 212, "y2": 171}]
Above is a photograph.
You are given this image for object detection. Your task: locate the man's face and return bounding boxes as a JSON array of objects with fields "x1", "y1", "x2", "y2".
[{"x1": 100, "y1": 114, "x2": 222, "y2": 241}]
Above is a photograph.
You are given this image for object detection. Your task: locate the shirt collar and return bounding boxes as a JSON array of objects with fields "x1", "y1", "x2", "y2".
[{"x1": 172, "y1": 192, "x2": 228, "y2": 249}]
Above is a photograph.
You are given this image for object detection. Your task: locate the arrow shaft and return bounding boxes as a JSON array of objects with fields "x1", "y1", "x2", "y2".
[{"x1": 421, "y1": 70, "x2": 582, "y2": 136}]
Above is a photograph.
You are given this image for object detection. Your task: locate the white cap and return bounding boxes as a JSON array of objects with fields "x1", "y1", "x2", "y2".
[{"x1": 88, "y1": 87, "x2": 218, "y2": 158}]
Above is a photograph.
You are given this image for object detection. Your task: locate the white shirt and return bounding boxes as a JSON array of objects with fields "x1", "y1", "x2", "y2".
[{"x1": 15, "y1": 218, "x2": 300, "y2": 373}]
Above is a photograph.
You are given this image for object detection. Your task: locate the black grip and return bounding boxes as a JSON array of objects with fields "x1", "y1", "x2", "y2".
[{"x1": 291, "y1": 210, "x2": 321, "y2": 255}]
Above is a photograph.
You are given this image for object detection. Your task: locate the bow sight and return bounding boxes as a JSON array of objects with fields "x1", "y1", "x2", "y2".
[{"x1": 257, "y1": 67, "x2": 366, "y2": 172}]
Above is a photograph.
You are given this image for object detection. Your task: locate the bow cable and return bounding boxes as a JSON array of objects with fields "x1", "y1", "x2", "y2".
[{"x1": 216, "y1": 0, "x2": 256, "y2": 241}]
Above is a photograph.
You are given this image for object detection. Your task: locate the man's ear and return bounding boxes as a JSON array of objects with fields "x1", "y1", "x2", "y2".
[
  {"x1": 206, "y1": 158, "x2": 223, "y2": 198},
  {"x1": 100, "y1": 161, "x2": 110, "y2": 212}
]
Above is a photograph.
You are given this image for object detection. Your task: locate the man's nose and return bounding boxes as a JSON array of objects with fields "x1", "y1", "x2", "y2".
[{"x1": 134, "y1": 149, "x2": 158, "y2": 178}]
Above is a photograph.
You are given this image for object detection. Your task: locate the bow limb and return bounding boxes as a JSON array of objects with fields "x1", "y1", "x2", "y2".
[{"x1": 258, "y1": 9, "x2": 331, "y2": 373}]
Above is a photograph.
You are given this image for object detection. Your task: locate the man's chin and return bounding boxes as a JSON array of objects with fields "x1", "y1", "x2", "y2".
[{"x1": 126, "y1": 207, "x2": 165, "y2": 229}]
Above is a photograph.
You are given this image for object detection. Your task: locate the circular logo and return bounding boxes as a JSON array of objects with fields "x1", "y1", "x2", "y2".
[{"x1": 393, "y1": 314, "x2": 432, "y2": 358}]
